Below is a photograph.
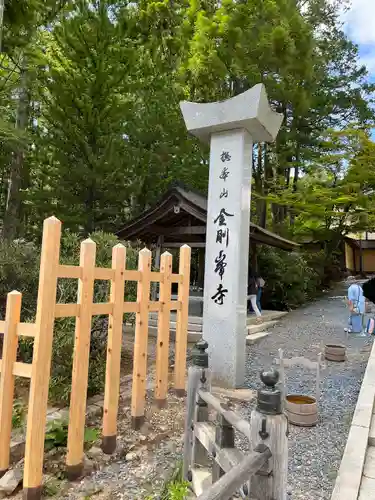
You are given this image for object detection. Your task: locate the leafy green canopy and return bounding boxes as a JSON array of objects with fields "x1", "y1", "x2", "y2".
[{"x1": 0, "y1": 0, "x2": 374, "y2": 243}]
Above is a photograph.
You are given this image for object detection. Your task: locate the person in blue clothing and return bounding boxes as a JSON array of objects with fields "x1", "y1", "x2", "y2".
[{"x1": 347, "y1": 281, "x2": 366, "y2": 335}]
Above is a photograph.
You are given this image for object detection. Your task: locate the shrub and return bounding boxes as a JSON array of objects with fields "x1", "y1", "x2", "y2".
[
  {"x1": 48, "y1": 231, "x2": 138, "y2": 403},
  {"x1": 44, "y1": 419, "x2": 100, "y2": 451},
  {"x1": 146, "y1": 461, "x2": 189, "y2": 500},
  {"x1": 257, "y1": 245, "x2": 323, "y2": 310},
  {"x1": 0, "y1": 239, "x2": 40, "y2": 319},
  {"x1": 12, "y1": 400, "x2": 26, "y2": 429}
]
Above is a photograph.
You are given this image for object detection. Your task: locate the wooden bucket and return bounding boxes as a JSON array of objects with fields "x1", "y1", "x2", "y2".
[
  {"x1": 324, "y1": 344, "x2": 346, "y2": 362},
  {"x1": 285, "y1": 395, "x2": 318, "y2": 427}
]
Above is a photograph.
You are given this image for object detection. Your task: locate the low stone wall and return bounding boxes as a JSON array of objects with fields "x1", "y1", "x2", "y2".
[{"x1": 331, "y1": 340, "x2": 375, "y2": 500}]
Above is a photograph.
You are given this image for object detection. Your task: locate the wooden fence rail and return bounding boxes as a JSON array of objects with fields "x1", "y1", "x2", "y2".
[
  {"x1": 196, "y1": 446, "x2": 272, "y2": 500},
  {"x1": 0, "y1": 216, "x2": 191, "y2": 499},
  {"x1": 183, "y1": 341, "x2": 288, "y2": 500}
]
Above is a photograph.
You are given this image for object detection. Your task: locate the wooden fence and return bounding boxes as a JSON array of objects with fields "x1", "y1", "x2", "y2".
[
  {"x1": 184, "y1": 341, "x2": 288, "y2": 499},
  {"x1": 0, "y1": 216, "x2": 191, "y2": 499}
]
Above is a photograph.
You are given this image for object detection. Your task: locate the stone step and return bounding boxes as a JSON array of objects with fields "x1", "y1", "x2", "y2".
[
  {"x1": 148, "y1": 317, "x2": 280, "y2": 337},
  {"x1": 149, "y1": 312, "x2": 203, "y2": 325},
  {"x1": 246, "y1": 320, "x2": 278, "y2": 345},
  {"x1": 246, "y1": 330, "x2": 273, "y2": 345},
  {"x1": 247, "y1": 320, "x2": 278, "y2": 335},
  {"x1": 148, "y1": 326, "x2": 202, "y2": 344},
  {"x1": 246, "y1": 311, "x2": 287, "y2": 326},
  {"x1": 148, "y1": 311, "x2": 287, "y2": 330},
  {"x1": 145, "y1": 310, "x2": 286, "y2": 347},
  {"x1": 146, "y1": 318, "x2": 281, "y2": 345},
  {"x1": 148, "y1": 318, "x2": 203, "y2": 332}
]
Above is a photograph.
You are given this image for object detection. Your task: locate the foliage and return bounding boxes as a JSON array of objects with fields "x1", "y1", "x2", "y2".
[
  {"x1": 146, "y1": 461, "x2": 189, "y2": 500},
  {"x1": 27, "y1": 2, "x2": 136, "y2": 234},
  {"x1": 44, "y1": 419, "x2": 99, "y2": 451},
  {"x1": 1, "y1": 0, "x2": 374, "y2": 241},
  {"x1": 165, "y1": 481, "x2": 190, "y2": 500},
  {"x1": 278, "y1": 129, "x2": 375, "y2": 241},
  {"x1": 12, "y1": 400, "x2": 26, "y2": 429},
  {"x1": 0, "y1": 239, "x2": 39, "y2": 319},
  {"x1": 83, "y1": 427, "x2": 101, "y2": 446},
  {"x1": 47, "y1": 317, "x2": 109, "y2": 403},
  {"x1": 44, "y1": 420, "x2": 69, "y2": 450},
  {"x1": 258, "y1": 246, "x2": 322, "y2": 310},
  {"x1": 48, "y1": 231, "x2": 138, "y2": 403},
  {"x1": 41, "y1": 476, "x2": 62, "y2": 497}
]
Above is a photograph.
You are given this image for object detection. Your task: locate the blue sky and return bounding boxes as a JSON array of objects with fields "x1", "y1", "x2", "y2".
[
  {"x1": 342, "y1": 1, "x2": 375, "y2": 139},
  {"x1": 342, "y1": 1, "x2": 375, "y2": 82}
]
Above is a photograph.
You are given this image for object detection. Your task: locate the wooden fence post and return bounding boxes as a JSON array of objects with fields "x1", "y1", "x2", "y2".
[
  {"x1": 250, "y1": 369, "x2": 288, "y2": 500},
  {"x1": 66, "y1": 239, "x2": 96, "y2": 479},
  {"x1": 131, "y1": 248, "x2": 151, "y2": 430},
  {"x1": 23, "y1": 216, "x2": 61, "y2": 500},
  {"x1": 193, "y1": 381, "x2": 211, "y2": 471},
  {"x1": 278, "y1": 349, "x2": 286, "y2": 411},
  {"x1": 155, "y1": 251, "x2": 172, "y2": 408},
  {"x1": 174, "y1": 244, "x2": 191, "y2": 396},
  {"x1": 212, "y1": 409, "x2": 235, "y2": 483},
  {"x1": 183, "y1": 340, "x2": 211, "y2": 480},
  {"x1": 0, "y1": 291, "x2": 22, "y2": 476},
  {"x1": 102, "y1": 244, "x2": 126, "y2": 454}
]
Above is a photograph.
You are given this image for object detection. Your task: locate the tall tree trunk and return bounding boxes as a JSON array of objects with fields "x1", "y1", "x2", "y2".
[
  {"x1": 259, "y1": 144, "x2": 272, "y2": 229},
  {"x1": 272, "y1": 103, "x2": 288, "y2": 228},
  {"x1": 255, "y1": 143, "x2": 266, "y2": 227},
  {"x1": 0, "y1": 162, "x2": 8, "y2": 219},
  {"x1": 289, "y1": 140, "x2": 300, "y2": 226},
  {"x1": 0, "y1": 0, "x2": 4, "y2": 53},
  {"x1": 85, "y1": 184, "x2": 95, "y2": 234},
  {"x1": 3, "y1": 60, "x2": 28, "y2": 240}
]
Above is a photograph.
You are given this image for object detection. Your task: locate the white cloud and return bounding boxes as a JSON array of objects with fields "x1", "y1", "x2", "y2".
[
  {"x1": 339, "y1": 0, "x2": 375, "y2": 75},
  {"x1": 341, "y1": 0, "x2": 375, "y2": 46}
]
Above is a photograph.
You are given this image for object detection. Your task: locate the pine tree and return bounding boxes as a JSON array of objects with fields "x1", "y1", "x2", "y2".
[{"x1": 28, "y1": 1, "x2": 138, "y2": 234}]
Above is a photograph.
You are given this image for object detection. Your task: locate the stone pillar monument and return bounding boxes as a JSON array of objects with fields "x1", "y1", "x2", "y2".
[{"x1": 180, "y1": 84, "x2": 283, "y2": 387}]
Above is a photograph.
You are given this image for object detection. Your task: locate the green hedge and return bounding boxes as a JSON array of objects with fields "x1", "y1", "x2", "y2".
[
  {"x1": 0, "y1": 232, "x2": 138, "y2": 404},
  {"x1": 0, "y1": 239, "x2": 40, "y2": 320},
  {"x1": 257, "y1": 246, "x2": 325, "y2": 310}
]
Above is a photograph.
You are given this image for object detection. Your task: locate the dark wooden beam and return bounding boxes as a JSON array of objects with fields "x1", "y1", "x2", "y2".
[
  {"x1": 149, "y1": 225, "x2": 206, "y2": 236},
  {"x1": 197, "y1": 248, "x2": 205, "y2": 288},
  {"x1": 164, "y1": 242, "x2": 206, "y2": 248}
]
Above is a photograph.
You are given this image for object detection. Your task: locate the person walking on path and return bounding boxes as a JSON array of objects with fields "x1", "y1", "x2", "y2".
[
  {"x1": 346, "y1": 281, "x2": 366, "y2": 335},
  {"x1": 248, "y1": 273, "x2": 262, "y2": 323},
  {"x1": 257, "y1": 274, "x2": 265, "y2": 312}
]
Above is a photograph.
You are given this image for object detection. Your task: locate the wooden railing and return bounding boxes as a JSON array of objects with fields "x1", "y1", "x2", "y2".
[
  {"x1": 0, "y1": 216, "x2": 191, "y2": 499},
  {"x1": 183, "y1": 341, "x2": 288, "y2": 499}
]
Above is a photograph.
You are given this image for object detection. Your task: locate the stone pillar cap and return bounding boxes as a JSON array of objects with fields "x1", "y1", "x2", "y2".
[{"x1": 180, "y1": 83, "x2": 283, "y2": 144}]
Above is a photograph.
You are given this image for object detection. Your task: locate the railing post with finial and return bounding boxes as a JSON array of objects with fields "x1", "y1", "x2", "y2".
[
  {"x1": 212, "y1": 406, "x2": 235, "y2": 483},
  {"x1": 250, "y1": 369, "x2": 288, "y2": 500},
  {"x1": 183, "y1": 340, "x2": 211, "y2": 481}
]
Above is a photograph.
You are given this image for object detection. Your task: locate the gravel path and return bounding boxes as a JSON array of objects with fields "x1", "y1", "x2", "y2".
[{"x1": 237, "y1": 284, "x2": 373, "y2": 500}]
